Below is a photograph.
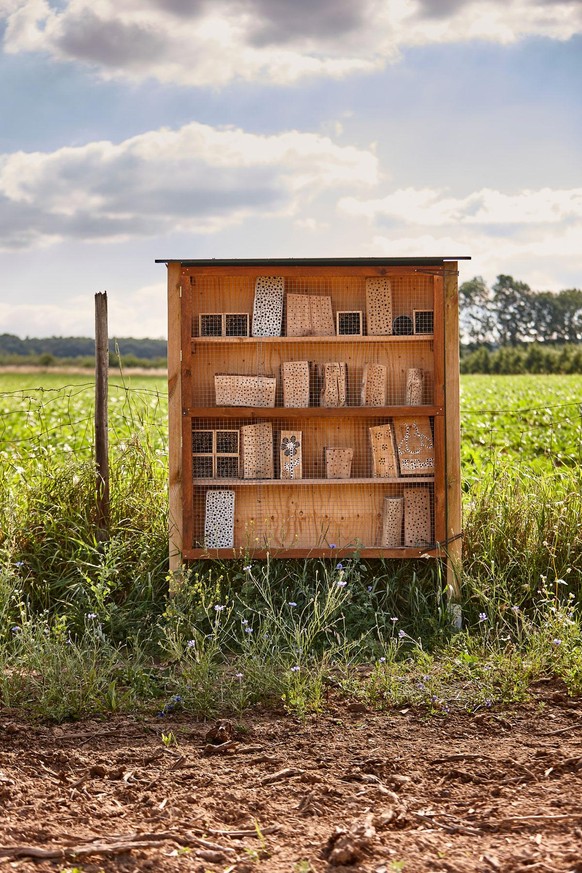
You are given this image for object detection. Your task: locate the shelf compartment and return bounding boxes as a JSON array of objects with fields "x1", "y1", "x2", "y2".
[
  {"x1": 192, "y1": 335, "x2": 433, "y2": 344},
  {"x1": 186, "y1": 406, "x2": 443, "y2": 419},
  {"x1": 191, "y1": 477, "x2": 434, "y2": 485}
]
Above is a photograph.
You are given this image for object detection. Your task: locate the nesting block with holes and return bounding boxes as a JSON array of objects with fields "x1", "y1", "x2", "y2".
[
  {"x1": 279, "y1": 430, "x2": 303, "y2": 480},
  {"x1": 252, "y1": 276, "x2": 284, "y2": 336},
  {"x1": 336, "y1": 311, "x2": 363, "y2": 336},
  {"x1": 285, "y1": 294, "x2": 334, "y2": 337},
  {"x1": 319, "y1": 362, "x2": 347, "y2": 407},
  {"x1": 405, "y1": 368, "x2": 424, "y2": 406},
  {"x1": 215, "y1": 375, "x2": 276, "y2": 407},
  {"x1": 381, "y1": 496, "x2": 404, "y2": 548},
  {"x1": 325, "y1": 447, "x2": 353, "y2": 479},
  {"x1": 393, "y1": 417, "x2": 434, "y2": 476},
  {"x1": 403, "y1": 487, "x2": 432, "y2": 547},
  {"x1": 241, "y1": 422, "x2": 274, "y2": 479},
  {"x1": 413, "y1": 310, "x2": 434, "y2": 335},
  {"x1": 204, "y1": 490, "x2": 235, "y2": 549},
  {"x1": 192, "y1": 429, "x2": 239, "y2": 479},
  {"x1": 281, "y1": 361, "x2": 310, "y2": 407},
  {"x1": 369, "y1": 424, "x2": 398, "y2": 478},
  {"x1": 361, "y1": 363, "x2": 387, "y2": 407},
  {"x1": 365, "y1": 277, "x2": 393, "y2": 335}
]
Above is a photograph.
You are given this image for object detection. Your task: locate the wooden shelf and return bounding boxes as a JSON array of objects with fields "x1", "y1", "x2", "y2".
[
  {"x1": 192, "y1": 335, "x2": 433, "y2": 345},
  {"x1": 183, "y1": 546, "x2": 444, "y2": 560},
  {"x1": 192, "y1": 477, "x2": 434, "y2": 486},
  {"x1": 186, "y1": 406, "x2": 442, "y2": 419}
]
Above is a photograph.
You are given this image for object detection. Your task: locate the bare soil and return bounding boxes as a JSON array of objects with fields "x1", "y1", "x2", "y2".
[{"x1": 1, "y1": 684, "x2": 581, "y2": 873}]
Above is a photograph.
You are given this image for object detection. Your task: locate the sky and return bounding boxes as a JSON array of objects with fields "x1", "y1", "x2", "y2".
[{"x1": 0, "y1": 0, "x2": 581, "y2": 339}]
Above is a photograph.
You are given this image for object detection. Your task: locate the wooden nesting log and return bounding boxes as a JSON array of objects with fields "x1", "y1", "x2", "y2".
[
  {"x1": 252, "y1": 276, "x2": 284, "y2": 336},
  {"x1": 405, "y1": 368, "x2": 424, "y2": 406},
  {"x1": 403, "y1": 487, "x2": 432, "y2": 547},
  {"x1": 365, "y1": 277, "x2": 393, "y2": 335},
  {"x1": 281, "y1": 361, "x2": 310, "y2": 407},
  {"x1": 280, "y1": 430, "x2": 302, "y2": 479},
  {"x1": 325, "y1": 447, "x2": 353, "y2": 479},
  {"x1": 393, "y1": 417, "x2": 434, "y2": 476},
  {"x1": 241, "y1": 423, "x2": 274, "y2": 479},
  {"x1": 381, "y1": 497, "x2": 404, "y2": 547},
  {"x1": 319, "y1": 362, "x2": 347, "y2": 407},
  {"x1": 369, "y1": 424, "x2": 398, "y2": 478},
  {"x1": 361, "y1": 363, "x2": 387, "y2": 407},
  {"x1": 204, "y1": 490, "x2": 235, "y2": 548}
]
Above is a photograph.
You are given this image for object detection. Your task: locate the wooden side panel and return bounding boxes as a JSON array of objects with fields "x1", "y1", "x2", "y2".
[
  {"x1": 444, "y1": 263, "x2": 462, "y2": 598},
  {"x1": 167, "y1": 262, "x2": 183, "y2": 570}
]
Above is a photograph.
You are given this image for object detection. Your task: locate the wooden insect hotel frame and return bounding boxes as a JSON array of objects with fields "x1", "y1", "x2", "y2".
[{"x1": 159, "y1": 257, "x2": 467, "y2": 595}]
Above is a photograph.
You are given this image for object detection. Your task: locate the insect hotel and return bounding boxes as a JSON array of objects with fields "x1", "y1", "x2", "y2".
[{"x1": 158, "y1": 257, "x2": 467, "y2": 594}]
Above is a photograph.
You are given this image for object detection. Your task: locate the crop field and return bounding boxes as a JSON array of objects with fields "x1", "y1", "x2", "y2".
[{"x1": 2, "y1": 371, "x2": 581, "y2": 474}]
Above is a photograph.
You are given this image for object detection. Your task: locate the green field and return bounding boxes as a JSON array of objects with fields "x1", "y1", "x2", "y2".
[{"x1": 2, "y1": 371, "x2": 581, "y2": 474}]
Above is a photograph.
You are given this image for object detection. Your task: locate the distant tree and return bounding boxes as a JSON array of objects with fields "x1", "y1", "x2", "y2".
[
  {"x1": 491, "y1": 275, "x2": 534, "y2": 346},
  {"x1": 458, "y1": 276, "x2": 496, "y2": 347}
]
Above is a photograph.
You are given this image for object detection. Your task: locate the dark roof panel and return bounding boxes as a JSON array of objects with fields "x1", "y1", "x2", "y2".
[{"x1": 155, "y1": 256, "x2": 470, "y2": 266}]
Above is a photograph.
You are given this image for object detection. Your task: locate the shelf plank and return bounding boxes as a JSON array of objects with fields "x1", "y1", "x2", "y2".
[
  {"x1": 192, "y1": 477, "x2": 435, "y2": 485},
  {"x1": 192, "y1": 335, "x2": 433, "y2": 344},
  {"x1": 183, "y1": 546, "x2": 443, "y2": 559},
  {"x1": 185, "y1": 406, "x2": 443, "y2": 419}
]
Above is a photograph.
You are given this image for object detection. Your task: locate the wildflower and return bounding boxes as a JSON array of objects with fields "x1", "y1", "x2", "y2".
[
  {"x1": 290, "y1": 665, "x2": 300, "y2": 672},
  {"x1": 367, "y1": 586, "x2": 372, "y2": 592},
  {"x1": 336, "y1": 562, "x2": 344, "y2": 570},
  {"x1": 214, "y1": 604, "x2": 226, "y2": 612},
  {"x1": 398, "y1": 629, "x2": 406, "y2": 639},
  {"x1": 15, "y1": 561, "x2": 24, "y2": 568},
  {"x1": 478, "y1": 612, "x2": 487, "y2": 622},
  {"x1": 511, "y1": 605, "x2": 520, "y2": 612},
  {"x1": 235, "y1": 672, "x2": 244, "y2": 680},
  {"x1": 378, "y1": 657, "x2": 386, "y2": 663},
  {"x1": 86, "y1": 612, "x2": 98, "y2": 620},
  {"x1": 241, "y1": 618, "x2": 248, "y2": 625},
  {"x1": 390, "y1": 616, "x2": 398, "y2": 623},
  {"x1": 555, "y1": 579, "x2": 567, "y2": 586},
  {"x1": 329, "y1": 544, "x2": 337, "y2": 549},
  {"x1": 245, "y1": 626, "x2": 253, "y2": 634},
  {"x1": 552, "y1": 638, "x2": 562, "y2": 646},
  {"x1": 187, "y1": 639, "x2": 196, "y2": 648},
  {"x1": 11, "y1": 626, "x2": 20, "y2": 634},
  {"x1": 288, "y1": 601, "x2": 297, "y2": 607},
  {"x1": 243, "y1": 565, "x2": 252, "y2": 572},
  {"x1": 172, "y1": 695, "x2": 182, "y2": 703},
  {"x1": 336, "y1": 579, "x2": 347, "y2": 588}
]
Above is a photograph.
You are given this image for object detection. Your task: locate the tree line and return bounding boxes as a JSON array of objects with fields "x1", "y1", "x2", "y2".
[{"x1": 0, "y1": 334, "x2": 167, "y2": 368}]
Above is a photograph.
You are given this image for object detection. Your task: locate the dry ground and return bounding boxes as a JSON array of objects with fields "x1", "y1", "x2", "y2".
[{"x1": 1, "y1": 684, "x2": 581, "y2": 873}]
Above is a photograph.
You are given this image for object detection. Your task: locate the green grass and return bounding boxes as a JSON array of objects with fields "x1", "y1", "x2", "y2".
[{"x1": 0, "y1": 370, "x2": 580, "y2": 721}]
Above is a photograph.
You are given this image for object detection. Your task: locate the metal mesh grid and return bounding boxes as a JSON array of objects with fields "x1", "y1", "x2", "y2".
[{"x1": 187, "y1": 271, "x2": 439, "y2": 553}]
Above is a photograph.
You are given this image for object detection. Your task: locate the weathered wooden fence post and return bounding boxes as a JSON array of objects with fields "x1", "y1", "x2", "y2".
[{"x1": 95, "y1": 292, "x2": 110, "y2": 538}]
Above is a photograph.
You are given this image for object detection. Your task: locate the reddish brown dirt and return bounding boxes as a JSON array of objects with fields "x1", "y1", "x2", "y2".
[{"x1": 1, "y1": 686, "x2": 581, "y2": 873}]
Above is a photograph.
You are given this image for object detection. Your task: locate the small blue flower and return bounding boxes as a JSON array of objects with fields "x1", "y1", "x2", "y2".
[
  {"x1": 288, "y1": 601, "x2": 297, "y2": 607},
  {"x1": 336, "y1": 563, "x2": 344, "y2": 570},
  {"x1": 214, "y1": 604, "x2": 226, "y2": 612},
  {"x1": 245, "y1": 626, "x2": 253, "y2": 634},
  {"x1": 11, "y1": 626, "x2": 20, "y2": 634},
  {"x1": 235, "y1": 671, "x2": 244, "y2": 679},
  {"x1": 367, "y1": 586, "x2": 373, "y2": 592},
  {"x1": 86, "y1": 612, "x2": 98, "y2": 620},
  {"x1": 398, "y1": 629, "x2": 406, "y2": 639},
  {"x1": 329, "y1": 544, "x2": 337, "y2": 549},
  {"x1": 172, "y1": 695, "x2": 182, "y2": 703},
  {"x1": 478, "y1": 612, "x2": 488, "y2": 622},
  {"x1": 336, "y1": 579, "x2": 347, "y2": 588},
  {"x1": 241, "y1": 618, "x2": 248, "y2": 625},
  {"x1": 390, "y1": 616, "x2": 398, "y2": 623},
  {"x1": 290, "y1": 665, "x2": 300, "y2": 672},
  {"x1": 243, "y1": 565, "x2": 252, "y2": 572},
  {"x1": 552, "y1": 638, "x2": 562, "y2": 646},
  {"x1": 187, "y1": 639, "x2": 196, "y2": 648},
  {"x1": 378, "y1": 656, "x2": 386, "y2": 663},
  {"x1": 15, "y1": 561, "x2": 24, "y2": 568}
]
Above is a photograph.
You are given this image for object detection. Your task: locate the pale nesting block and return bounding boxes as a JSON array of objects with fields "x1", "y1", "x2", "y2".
[
  {"x1": 252, "y1": 276, "x2": 284, "y2": 336},
  {"x1": 241, "y1": 422, "x2": 274, "y2": 479},
  {"x1": 404, "y1": 487, "x2": 432, "y2": 547},
  {"x1": 204, "y1": 490, "x2": 235, "y2": 549},
  {"x1": 361, "y1": 363, "x2": 387, "y2": 407},
  {"x1": 393, "y1": 417, "x2": 435, "y2": 476},
  {"x1": 381, "y1": 497, "x2": 404, "y2": 547},
  {"x1": 365, "y1": 277, "x2": 393, "y2": 335}
]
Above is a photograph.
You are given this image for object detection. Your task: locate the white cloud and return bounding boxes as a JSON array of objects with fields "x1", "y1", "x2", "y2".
[
  {"x1": 1, "y1": 0, "x2": 581, "y2": 86},
  {"x1": 0, "y1": 121, "x2": 378, "y2": 250}
]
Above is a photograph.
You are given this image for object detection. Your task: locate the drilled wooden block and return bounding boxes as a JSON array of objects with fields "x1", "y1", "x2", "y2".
[
  {"x1": 381, "y1": 496, "x2": 404, "y2": 547},
  {"x1": 241, "y1": 422, "x2": 274, "y2": 479},
  {"x1": 325, "y1": 447, "x2": 353, "y2": 479},
  {"x1": 280, "y1": 430, "x2": 302, "y2": 479},
  {"x1": 204, "y1": 490, "x2": 235, "y2": 548},
  {"x1": 281, "y1": 361, "x2": 310, "y2": 407},
  {"x1": 309, "y1": 296, "x2": 334, "y2": 336},
  {"x1": 252, "y1": 276, "x2": 284, "y2": 337},
  {"x1": 285, "y1": 294, "x2": 334, "y2": 336},
  {"x1": 192, "y1": 429, "x2": 213, "y2": 454},
  {"x1": 215, "y1": 457, "x2": 239, "y2": 478},
  {"x1": 393, "y1": 417, "x2": 435, "y2": 476},
  {"x1": 366, "y1": 277, "x2": 393, "y2": 335},
  {"x1": 216, "y1": 430, "x2": 239, "y2": 454},
  {"x1": 403, "y1": 487, "x2": 432, "y2": 547},
  {"x1": 193, "y1": 456, "x2": 214, "y2": 479},
  {"x1": 319, "y1": 362, "x2": 347, "y2": 407},
  {"x1": 369, "y1": 424, "x2": 398, "y2": 478},
  {"x1": 361, "y1": 363, "x2": 387, "y2": 407},
  {"x1": 405, "y1": 368, "x2": 424, "y2": 406},
  {"x1": 413, "y1": 310, "x2": 434, "y2": 335},
  {"x1": 215, "y1": 375, "x2": 276, "y2": 407},
  {"x1": 336, "y1": 311, "x2": 363, "y2": 336}
]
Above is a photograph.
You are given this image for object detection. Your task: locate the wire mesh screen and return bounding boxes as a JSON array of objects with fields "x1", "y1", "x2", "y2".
[{"x1": 187, "y1": 271, "x2": 439, "y2": 553}]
